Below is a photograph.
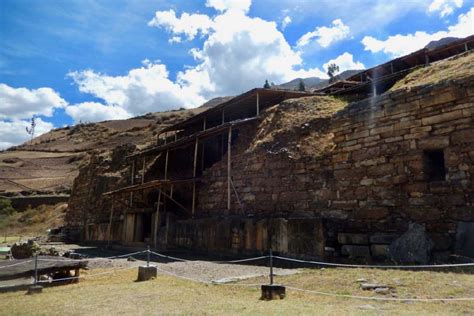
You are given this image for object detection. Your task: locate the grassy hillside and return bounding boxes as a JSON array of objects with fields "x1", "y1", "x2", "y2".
[{"x1": 0, "y1": 108, "x2": 204, "y2": 194}]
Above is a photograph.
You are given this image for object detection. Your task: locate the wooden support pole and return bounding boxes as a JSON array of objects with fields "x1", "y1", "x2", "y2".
[
  {"x1": 465, "y1": 43, "x2": 469, "y2": 52},
  {"x1": 227, "y1": 126, "x2": 232, "y2": 211},
  {"x1": 256, "y1": 92, "x2": 260, "y2": 116},
  {"x1": 161, "y1": 190, "x2": 191, "y2": 215},
  {"x1": 164, "y1": 150, "x2": 169, "y2": 180},
  {"x1": 131, "y1": 160, "x2": 135, "y2": 185},
  {"x1": 153, "y1": 190, "x2": 162, "y2": 248},
  {"x1": 192, "y1": 137, "x2": 199, "y2": 216},
  {"x1": 141, "y1": 157, "x2": 146, "y2": 184},
  {"x1": 222, "y1": 110, "x2": 225, "y2": 124},
  {"x1": 203, "y1": 117, "x2": 207, "y2": 131},
  {"x1": 106, "y1": 200, "x2": 114, "y2": 247},
  {"x1": 390, "y1": 62, "x2": 394, "y2": 74}
]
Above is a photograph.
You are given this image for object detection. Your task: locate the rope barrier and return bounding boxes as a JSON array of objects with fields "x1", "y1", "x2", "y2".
[
  {"x1": 149, "y1": 251, "x2": 268, "y2": 264},
  {"x1": 274, "y1": 256, "x2": 474, "y2": 269},
  {"x1": 286, "y1": 286, "x2": 474, "y2": 302},
  {"x1": 0, "y1": 259, "x2": 33, "y2": 269}
]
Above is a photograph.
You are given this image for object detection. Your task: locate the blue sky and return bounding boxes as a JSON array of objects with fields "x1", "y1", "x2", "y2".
[{"x1": 0, "y1": 0, "x2": 473, "y2": 149}]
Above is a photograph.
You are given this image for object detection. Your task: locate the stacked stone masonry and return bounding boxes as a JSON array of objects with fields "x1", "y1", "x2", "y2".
[{"x1": 171, "y1": 76, "x2": 474, "y2": 261}]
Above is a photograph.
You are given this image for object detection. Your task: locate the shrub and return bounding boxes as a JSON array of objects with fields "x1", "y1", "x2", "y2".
[{"x1": 0, "y1": 198, "x2": 16, "y2": 216}]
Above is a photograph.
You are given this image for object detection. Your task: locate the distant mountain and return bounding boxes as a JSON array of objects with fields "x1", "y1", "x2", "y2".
[
  {"x1": 199, "y1": 96, "x2": 234, "y2": 108},
  {"x1": 274, "y1": 69, "x2": 363, "y2": 91},
  {"x1": 425, "y1": 37, "x2": 460, "y2": 50}
]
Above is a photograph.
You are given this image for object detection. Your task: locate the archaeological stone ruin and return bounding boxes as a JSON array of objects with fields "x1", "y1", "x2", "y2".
[{"x1": 66, "y1": 35, "x2": 474, "y2": 263}]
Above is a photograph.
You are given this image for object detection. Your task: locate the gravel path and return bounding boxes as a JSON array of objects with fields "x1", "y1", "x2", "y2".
[{"x1": 86, "y1": 258, "x2": 299, "y2": 283}]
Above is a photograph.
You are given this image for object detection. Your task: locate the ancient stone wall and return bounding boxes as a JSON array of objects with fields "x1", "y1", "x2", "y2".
[{"x1": 174, "y1": 76, "x2": 474, "y2": 261}]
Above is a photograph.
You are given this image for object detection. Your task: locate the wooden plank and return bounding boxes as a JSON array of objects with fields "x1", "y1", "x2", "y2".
[
  {"x1": 153, "y1": 190, "x2": 162, "y2": 248},
  {"x1": 141, "y1": 157, "x2": 146, "y2": 184},
  {"x1": 103, "y1": 178, "x2": 200, "y2": 196},
  {"x1": 227, "y1": 126, "x2": 232, "y2": 211},
  {"x1": 192, "y1": 137, "x2": 198, "y2": 216},
  {"x1": 164, "y1": 150, "x2": 169, "y2": 180},
  {"x1": 106, "y1": 201, "x2": 114, "y2": 247},
  {"x1": 256, "y1": 92, "x2": 260, "y2": 116},
  {"x1": 161, "y1": 190, "x2": 191, "y2": 215}
]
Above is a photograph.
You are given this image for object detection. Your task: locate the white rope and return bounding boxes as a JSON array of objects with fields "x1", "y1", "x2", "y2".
[
  {"x1": 286, "y1": 286, "x2": 474, "y2": 302},
  {"x1": 150, "y1": 250, "x2": 268, "y2": 264},
  {"x1": 37, "y1": 265, "x2": 138, "y2": 283},
  {"x1": 274, "y1": 256, "x2": 474, "y2": 269},
  {"x1": 0, "y1": 259, "x2": 33, "y2": 269},
  {"x1": 149, "y1": 251, "x2": 189, "y2": 262}
]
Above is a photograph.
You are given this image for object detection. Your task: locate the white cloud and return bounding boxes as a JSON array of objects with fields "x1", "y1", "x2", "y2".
[
  {"x1": 362, "y1": 8, "x2": 474, "y2": 57},
  {"x1": 0, "y1": 83, "x2": 67, "y2": 120},
  {"x1": 0, "y1": 118, "x2": 54, "y2": 150},
  {"x1": 429, "y1": 0, "x2": 463, "y2": 17},
  {"x1": 147, "y1": 9, "x2": 213, "y2": 42},
  {"x1": 65, "y1": 102, "x2": 131, "y2": 123},
  {"x1": 68, "y1": 60, "x2": 206, "y2": 115},
  {"x1": 205, "y1": 0, "x2": 252, "y2": 12},
  {"x1": 323, "y1": 52, "x2": 365, "y2": 73},
  {"x1": 281, "y1": 16, "x2": 292, "y2": 30},
  {"x1": 296, "y1": 19, "x2": 350, "y2": 48}
]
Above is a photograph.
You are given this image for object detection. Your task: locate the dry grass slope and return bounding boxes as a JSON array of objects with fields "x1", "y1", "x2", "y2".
[
  {"x1": 0, "y1": 267, "x2": 472, "y2": 315},
  {"x1": 251, "y1": 95, "x2": 347, "y2": 159},
  {"x1": 391, "y1": 51, "x2": 474, "y2": 91}
]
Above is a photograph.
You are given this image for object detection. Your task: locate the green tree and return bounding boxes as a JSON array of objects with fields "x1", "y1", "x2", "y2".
[
  {"x1": 327, "y1": 63, "x2": 340, "y2": 83},
  {"x1": 263, "y1": 79, "x2": 271, "y2": 89},
  {"x1": 298, "y1": 79, "x2": 306, "y2": 91}
]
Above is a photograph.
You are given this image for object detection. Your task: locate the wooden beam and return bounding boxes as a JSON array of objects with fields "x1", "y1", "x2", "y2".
[
  {"x1": 192, "y1": 137, "x2": 199, "y2": 216},
  {"x1": 106, "y1": 201, "x2": 114, "y2": 247},
  {"x1": 153, "y1": 190, "x2": 162, "y2": 248},
  {"x1": 161, "y1": 190, "x2": 191, "y2": 215},
  {"x1": 164, "y1": 150, "x2": 169, "y2": 180},
  {"x1": 131, "y1": 160, "x2": 135, "y2": 185},
  {"x1": 256, "y1": 92, "x2": 260, "y2": 116},
  {"x1": 141, "y1": 157, "x2": 146, "y2": 184},
  {"x1": 222, "y1": 110, "x2": 225, "y2": 124},
  {"x1": 227, "y1": 126, "x2": 232, "y2": 211},
  {"x1": 203, "y1": 117, "x2": 207, "y2": 131}
]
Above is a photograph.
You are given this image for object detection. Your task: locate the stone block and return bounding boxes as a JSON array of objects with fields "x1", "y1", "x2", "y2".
[
  {"x1": 26, "y1": 285, "x2": 43, "y2": 295},
  {"x1": 261, "y1": 284, "x2": 286, "y2": 300},
  {"x1": 137, "y1": 265, "x2": 158, "y2": 282},
  {"x1": 370, "y1": 244, "x2": 389, "y2": 258},
  {"x1": 338, "y1": 233, "x2": 368, "y2": 245},
  {"x1": 369, "y1": 233, "x2": 399, "y2": 244},
  {"x1": 418, "y1": 136, "x2": 450, "y2": 149},
  {"x1": 421, "y1": 110, "x2": 463, "y2": 126},
  {"x1": 341, "y1": 245, "x2": 370, "y2": 258}
]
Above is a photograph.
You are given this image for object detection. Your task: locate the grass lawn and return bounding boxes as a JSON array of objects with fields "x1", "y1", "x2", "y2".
[
  {"x1": 0, "y1": 266, "x2": 473, "y2": 315},
  {"x1": 0, "y1": 236, "x2": 24, "y2": 245}
]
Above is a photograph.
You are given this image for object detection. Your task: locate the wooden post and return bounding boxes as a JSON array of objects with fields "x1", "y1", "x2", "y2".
[
  {"x1": 131, "y1": 160, "x2": 135, "y2": 185},
  {"x1": 425, "y1": 54, "x2": 429, "y2": 65},
  {"x1": 222, "y1": 110, "x2": 225, "y2": 124},
  {"x1": 153, "y1": 190, "x2": 162, "y2": 248},
  {"x1": 106, "y1": 200, "x2": 114, "y2": 247},
  {"x1": 203, "y1": 117, "x2": 207, "y2": 131},
  {"x1": 164, "y1": 150, "x2": 169, "y2": 180},
  {"x1": 164, "y1": 212, "x2": 170, "y2": 246},
  {"x1": 390, "y1": 62, "x2": 394, "y2": 74},
  {"x1": 256, "y1": 92, "x2": 260, "y2": 116},
  {"x1": 465, "y1": 43, "x2": 469, "y2": 52},
  {"x1": 227, "y1": 126, "x2": 232, "y2": 211},
  {"x1": 141, "y1": 157, "x2": 146, "y2": 184},
  {"x1": 192, "y1": 137, "x2": 199, "y2": 216}
]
